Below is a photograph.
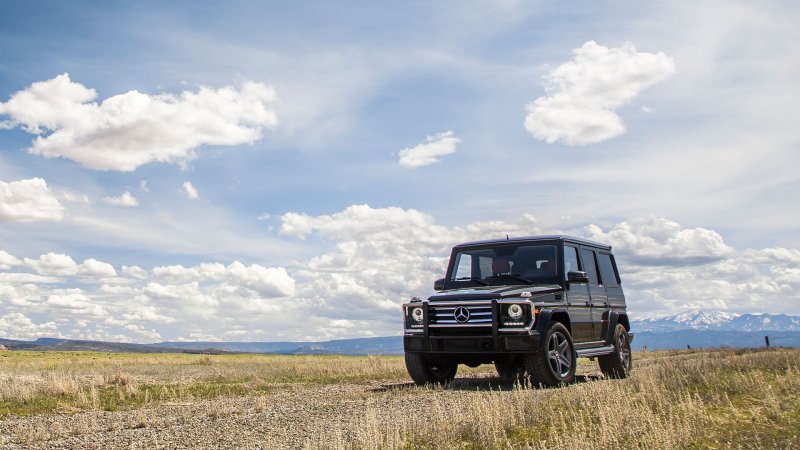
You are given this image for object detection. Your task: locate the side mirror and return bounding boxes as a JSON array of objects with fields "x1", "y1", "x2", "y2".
[
  {"x1": 567, "y1": 271, "x2": 589, "y2": 283},
  {"x1": 433, "y1": 278, "x2": 445, "y2": 291}
]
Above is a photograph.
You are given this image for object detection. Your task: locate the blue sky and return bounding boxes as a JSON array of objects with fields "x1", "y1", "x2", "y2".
[{"x1": 1, "y1": 1, "x2": 798, "y2": 342}]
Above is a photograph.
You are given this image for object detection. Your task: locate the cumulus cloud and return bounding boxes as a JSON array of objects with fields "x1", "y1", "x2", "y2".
[
  {"x1": 583, "y1": 216, "x2": 734, "y2": 264},
  {"x1": 46, "y1": 293, "x2": 106, "y2": 318},
  {"x1": 24, "y1": 253, "x2": 117, "y2": 279},
  {"x1": 151, "y1": 261, "x2": 295, "y2": 297},
  {"x1": 0, "y1": 313, "x2": 59, "y2": 340},
  {"x1": 78, "y1": 258, "x2": 118, "y2": 278},
  {"x1": 525, "y1": 41, "x2": 675, "y2": 145},
  {"x1": 280, "y1": 204, "x2": 545, "y2": 323},
  {"x1": 0, "y1": 73, "x2": 278, "y2": 171},
  {"x1": 102, "y1": 191, "x2": 139, "y2": 207},
  {"x1": 0, "y1": 251, "x2": 21, "y2": 270},
  {"x1": 398, "y1": 131, "x2": 460, "y2": 168},
  {"x1": 182, "y1": 181, "x2": 199, "y2": 200},
  {"x1": 1, "y1": 212, "x2": 797, "y2": 341},
  {"x1": 0, "y1": 177, "x2": 65, "y2": 222}
]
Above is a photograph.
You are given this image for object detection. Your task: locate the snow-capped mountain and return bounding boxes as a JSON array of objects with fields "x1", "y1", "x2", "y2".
[{"x1": 633, "y1": 311, "x2": 800, "y2": 332}]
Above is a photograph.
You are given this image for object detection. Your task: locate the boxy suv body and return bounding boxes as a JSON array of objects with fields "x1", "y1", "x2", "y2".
[{"x1": 402, "y1": 235, "x2": 633, "y2": 387}]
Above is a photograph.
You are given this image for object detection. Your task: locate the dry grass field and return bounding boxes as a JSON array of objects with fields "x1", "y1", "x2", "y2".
[{"x1": 0, "y1": 348, "x2": 798, "y2": 449}]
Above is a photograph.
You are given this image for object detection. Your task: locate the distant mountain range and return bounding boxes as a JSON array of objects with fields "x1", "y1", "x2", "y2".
[
  {"x1": 2, "y1": 311, "x2": 798, "y2": 355},
  {"x1": 0, "y1": 336, "x2": 404, "y2": 355},
  {"x1": 630, "y1": 311, "x2": 800, "y2": 350},
  {"x1": 632, "y1": 311, "x2": 800, "y2": 332}
]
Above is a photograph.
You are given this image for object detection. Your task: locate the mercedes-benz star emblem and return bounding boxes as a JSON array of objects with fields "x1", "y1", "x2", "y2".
[{"x1": 453, "y1": 306, "x2": 470, "y2": 323}]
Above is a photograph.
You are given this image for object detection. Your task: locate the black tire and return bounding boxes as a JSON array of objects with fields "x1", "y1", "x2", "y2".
[
  {"x1": 524, "y1": 322, "x2": 576, "y2": 387},
  {"x1": 404, "y1": 353, "x2": 457, "y2": 385},
  {"x1": 495, "y1": 358, "x2": 526, "y2": 386},
  {"x1": 599, "y1": 324, "x2": 632, "y2": 378}
]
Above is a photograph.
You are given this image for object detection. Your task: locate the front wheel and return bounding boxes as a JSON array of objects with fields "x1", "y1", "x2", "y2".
[
  {"x1": 524, "y1": 322, "x2": 576, "y2": 387},
  {"x1": 599, "y1": 324, "x2": 632, "y2": 378},
  {"x1": 404, "y1": 353, "x2": 457, "y2": 385},
  {"x1": 495, "y1": 358, "x2": 526, "y2": 386}
]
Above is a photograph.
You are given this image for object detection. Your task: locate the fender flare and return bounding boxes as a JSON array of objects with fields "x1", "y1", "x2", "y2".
[
  {"x1": 604, "y1": 311, "x2": 629, "y2": 345},
  {"x1": 534, "y1": 308, "x2": 570, "y2": 336}
]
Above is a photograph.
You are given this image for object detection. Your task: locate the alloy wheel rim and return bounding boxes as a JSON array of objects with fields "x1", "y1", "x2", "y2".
[
  {"x1": 619, "y1": 333, "x2": 631, "y2": 368},
  {"x1": 547, "y1": 331, "x2": 572, "y2": 378}
]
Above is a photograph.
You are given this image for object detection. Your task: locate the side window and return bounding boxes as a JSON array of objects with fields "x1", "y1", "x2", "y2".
[
  {"x1": 563, "y1": 245, "x2": 580, "y2": 279},
  {"x1": 597, "y1": 253, "x2": 619, "y2": 287},
  {"x1": 580, "y1": 248, "x2": 600, "y2": 286}
]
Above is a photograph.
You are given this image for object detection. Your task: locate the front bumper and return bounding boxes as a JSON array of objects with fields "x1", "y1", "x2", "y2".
[{"x1": 404, "y1": 332, "x2": 540, "y2": 354}]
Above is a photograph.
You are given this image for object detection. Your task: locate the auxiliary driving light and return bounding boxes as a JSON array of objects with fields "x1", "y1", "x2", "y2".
[
  {"x1": 411, "y1": 307, "x2": 424, "y2": 323},
  {"x1": 508, "y1": 304, "x2": 524, "y2": 320}
]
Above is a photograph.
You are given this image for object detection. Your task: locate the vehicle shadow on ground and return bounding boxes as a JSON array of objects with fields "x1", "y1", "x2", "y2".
[{"x1": 372, "y1": 374, "x2": 603, "y2": 393}]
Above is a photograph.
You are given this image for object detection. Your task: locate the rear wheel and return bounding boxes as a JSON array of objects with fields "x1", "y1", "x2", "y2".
[
  {"x1": 405, "y1": 353, "x2": 457, "y2": 385},
  {"x1": 524, "y1": 322, "x2": 576, "y2": 387},
  {"x1": 599, "y1": 324, "x2": 632, "y2": 378}
]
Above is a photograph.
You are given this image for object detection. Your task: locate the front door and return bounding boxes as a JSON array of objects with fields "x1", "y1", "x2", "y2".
[{"x1": 564, "y1": 245, "x2": 592, "y2": 342}]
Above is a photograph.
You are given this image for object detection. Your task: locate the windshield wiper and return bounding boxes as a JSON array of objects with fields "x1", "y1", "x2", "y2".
[
  {"x1": 486, "y1": 274, "x2": 534, "y2": 284},
  {"x1": 454, "y1": 277, "x2": 489, "y2": 286}
]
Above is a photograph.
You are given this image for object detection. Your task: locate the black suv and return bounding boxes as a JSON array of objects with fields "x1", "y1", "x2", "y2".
[{"x1": 403, "y1": 235, "x2": 633, "y2": 387}]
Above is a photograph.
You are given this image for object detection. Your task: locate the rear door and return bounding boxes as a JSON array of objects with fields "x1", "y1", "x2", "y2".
[
  {"x1": 563, "y1": 244, "x2": 592, "y2": 342},
  {"x1": 580, "y1": 247, "x2": 608, "y2": 341},
  {"x1": 595, "y1": 252, "x2": 623, "y2": 342}
]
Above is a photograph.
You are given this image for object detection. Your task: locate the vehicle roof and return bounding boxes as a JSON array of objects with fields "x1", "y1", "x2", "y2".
[{"x1": 453, "y1": 234, "x2": 612, "y2": 250}]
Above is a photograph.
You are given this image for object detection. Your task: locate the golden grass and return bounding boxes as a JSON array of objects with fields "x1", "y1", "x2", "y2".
[
  {"x1": 337, "y1": 348, "x2": 800, "y2": 449},
  {"x1": 0, "y1": 352, "x2": 408, "y2": 415},
  {"x1": 1, "y1": 348, "x2": 799, "y2": 448}
]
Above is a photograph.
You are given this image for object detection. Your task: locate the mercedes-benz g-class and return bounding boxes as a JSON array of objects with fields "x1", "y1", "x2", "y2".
[{"x1": 402, "y1": 235, "x2": 633, "y2": 387}]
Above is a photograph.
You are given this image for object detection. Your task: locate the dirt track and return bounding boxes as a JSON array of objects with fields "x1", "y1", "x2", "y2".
[{"x1": 0, "y1": 376, "x2": 508, "y2": 449}]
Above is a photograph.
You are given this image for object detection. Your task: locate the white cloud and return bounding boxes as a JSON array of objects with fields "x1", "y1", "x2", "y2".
[
  {"x1": 23, "y1": 253, "x2": 117, "y2": 279},
  {"x1": 0, "y1": 73, "x2": 278, "y2": 171},
  {"x1": 46, "y1": 293, "x2": 106, "y2": 317},
  {"x1": 398, "y1": 131, "x2": 460, "y2": 168},
  {"x1": 0, "y1": 177, "x2": 65, "y2": 222},
  {"x1": 102, "y1": 191, "x2": 139, "y2": 207},
  {"x1": 78, "y1": 258, "x2": 118, "y2": 278},
  {"x1": 583, "y1": 216, "x2": 734, "y2": 264},
  {"x1": 525, "y1": 41, "x2": 676, "y2": 145},
  {"x1": 24, "y1": 252, "x2": 79, "y2": 276},
  {"x1": 0, "y1": 212, "x2": 797, "y2": 341},
  {"x1": 0, "y1": 251, "x2": 21, "y2": 270},
  {"x1": 122, "y1": 265, "x2": 149, "y2": 279},
  {"x1": 152, "y1": 261, "x2": 295, "y2": 297},
  {"x1": 183, "y1": 181, "x2": 199, "y2": 200},
  {"x1": 0, "y1": 272, "x2": 60, "y2": 284},
  {"x1": 0, "y1": 313, "x2": 59, "y2": 340}
]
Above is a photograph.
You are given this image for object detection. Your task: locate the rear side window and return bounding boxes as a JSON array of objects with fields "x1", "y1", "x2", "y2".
[
  {"x1": 580, "y1": 249, "x2": 600, "y2": 286},
  {"x1": 563, "y1": 245, "x2": 580, "y2": 278},
  {"x1": 597, "y1": 253, "x2": 620, "y2": 287}
]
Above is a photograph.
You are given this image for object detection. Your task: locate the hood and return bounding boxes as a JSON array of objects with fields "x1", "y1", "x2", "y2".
[{"x1": 429, "y1": 284, "x2": 562, "y2": 301}]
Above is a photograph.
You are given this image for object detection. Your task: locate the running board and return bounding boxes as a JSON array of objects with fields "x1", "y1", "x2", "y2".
[{"x1": 576, "y1": 345, "x2": 615, "y2": 358}]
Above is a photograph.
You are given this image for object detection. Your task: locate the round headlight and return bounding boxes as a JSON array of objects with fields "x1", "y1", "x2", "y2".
[
  {"x1": 508, "y1": 304, "x2": 524, "y2": 320},
  {"x1": 411, "y1": 307, "x2": 424, "y2": 323}
]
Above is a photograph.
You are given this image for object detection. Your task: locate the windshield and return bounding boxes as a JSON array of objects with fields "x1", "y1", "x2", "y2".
[{"x1": 449, "y1": 244, "x2": 558, "y2": 285}]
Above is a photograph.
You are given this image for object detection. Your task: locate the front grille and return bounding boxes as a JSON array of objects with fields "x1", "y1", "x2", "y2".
[{"x1": 430, "y1": 304, "x2": 493, "y2": 325}]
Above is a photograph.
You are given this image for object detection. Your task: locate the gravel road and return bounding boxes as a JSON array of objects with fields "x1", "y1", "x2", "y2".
[{"x1": 0, "y1": 376, "x2": 502, "y2": 449}]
